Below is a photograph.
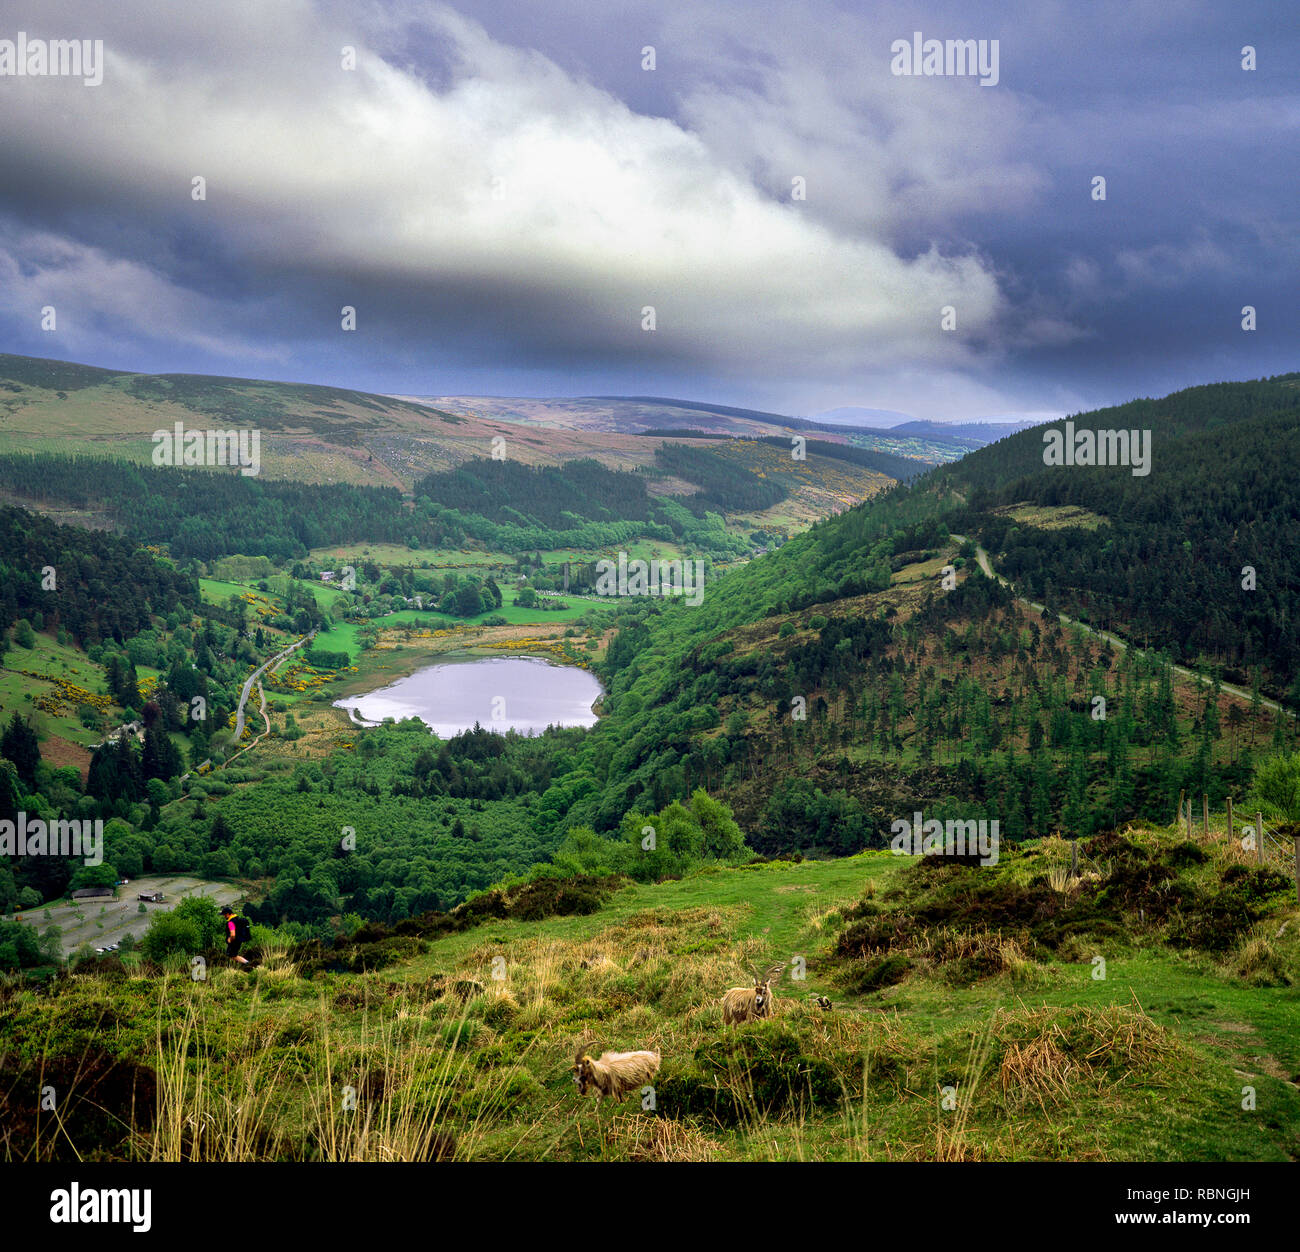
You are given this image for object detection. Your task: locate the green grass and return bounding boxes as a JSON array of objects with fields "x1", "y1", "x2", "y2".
[
  {"x1": 7, "y1": 828, "x2": 1296, "y2": 1163},
  {"x1": 199, "y1": 577, "x2": 262, "y2": 604},
  {"x1": 0, "y1": 631, "x2": 118, "y2": 746},
  {"x1": 308, "y1": 538, "x2": 688, "y2": 571},
  {"x1": 200, "y1": 574, "x2": 349, "y2": 618}
]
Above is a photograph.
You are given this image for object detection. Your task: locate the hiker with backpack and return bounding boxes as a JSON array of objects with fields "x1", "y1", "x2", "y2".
[{"x1": 220, "y1": 905, "x2": 253, "y2": 966}]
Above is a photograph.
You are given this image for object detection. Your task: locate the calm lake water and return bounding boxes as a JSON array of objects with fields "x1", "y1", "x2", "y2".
[{"x1": 335, "y1": 655, "x2": 603, "y2": 737}]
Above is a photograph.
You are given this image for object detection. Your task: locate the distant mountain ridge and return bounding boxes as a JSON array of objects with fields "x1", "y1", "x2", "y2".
[
  {"x1": 425, "y1": 395, "x2": 966, "y2": 465},
  {"x1": 0, "y1": 354, "x2": 900, "y2": 497},
  {"x1": 808, "y1": 405, "x2": 914, "y2": 428},
  {"x1": 889, "y1": 418, "x2": 1043, "y2": 445}
]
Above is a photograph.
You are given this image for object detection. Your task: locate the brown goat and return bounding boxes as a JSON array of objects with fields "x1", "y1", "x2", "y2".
[
  {"x1": 572, "y1": 1047, "x2": 661, "y2": 1102},
  {"x1": 720, "y1": 963, "x2": 785, "y2": 1025}
]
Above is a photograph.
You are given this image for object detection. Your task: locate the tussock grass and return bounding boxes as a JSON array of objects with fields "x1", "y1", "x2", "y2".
[
  {"x1": 603, "y1": 1112, "x2": 718, "y2": 1161},
  {"x1": 994, "y1": 998, "x2": 1181, "y2": 1109},
  {"x1": 137, "y1": 978, "x2": 519, "y2": 1161},
  {"x1": 1221, "y1": 928, "x2": 1296, "y2": 987}
]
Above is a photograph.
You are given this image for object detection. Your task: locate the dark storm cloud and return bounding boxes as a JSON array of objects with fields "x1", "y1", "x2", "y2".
[{"x1": 0, "y1": 0, "x2": 1293, "y2": 418}]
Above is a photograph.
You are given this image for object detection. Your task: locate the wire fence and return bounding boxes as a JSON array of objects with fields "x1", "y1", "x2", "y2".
[
  {"x1": 1177, "y1": 796, "x2": 1297, "y2": 874},
  {"x1": 1258, "y1": 818, "x2": 1295, "y2": 864}
]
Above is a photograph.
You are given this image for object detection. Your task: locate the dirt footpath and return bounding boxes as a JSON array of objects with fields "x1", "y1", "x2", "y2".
[{"x1": 11, "y1": 875, "x2": 243, "y2": 956}]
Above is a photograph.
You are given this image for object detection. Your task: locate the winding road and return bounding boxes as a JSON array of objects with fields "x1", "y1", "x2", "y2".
[
  {"x1": 952, "y1": 536, "x2": 1292, "y2": 719},
  {"x1": 233, "y1": 631, "x2": 315, "y2": 738}
]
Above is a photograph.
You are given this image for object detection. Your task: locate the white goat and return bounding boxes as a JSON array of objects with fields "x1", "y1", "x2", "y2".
[
  {"x1": 720, "y1": 963, "x2": 785, "y2": 1025},
  {"x1": 572, "y1": 1047, "x2": 661, "y2": 1102}
]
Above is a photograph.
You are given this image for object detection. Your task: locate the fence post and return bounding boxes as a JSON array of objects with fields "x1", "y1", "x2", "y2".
[
  {"x1": 1071, "y1": 839, "x2": 1078, "y2": 879},
  {"x1": 1202, "y1": 794, "x2": 1209, "y2": 834},
  {"x1": 1186, "y1": 799, "x2": 1192, "y2": 841},
  {"x1": 1226, "y1": 797, "x2": 1233, "y2": 843},
  {"x1": 1294, "y1": 833, "x2": 1300, "y2": 906},
  {"x1": 1178, "y1": 789, "x2": 1185, "y2": 830},
  {"x1": 1257, "y1": 812, "x2": 1265, "y2": 867}
]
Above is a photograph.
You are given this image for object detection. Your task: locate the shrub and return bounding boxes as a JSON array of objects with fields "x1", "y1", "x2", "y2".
[
  {"x1": 1165, "y1": 866, "x2": 1293, "y2": 953},
  {"x1": 843, "y1": 953, "x2": 912, "y2": 992},
  {"x1": 1165, "y1": 840, "x2": 1208, "y2": 868},
  {"x1": 1251, "y1": 751, "x2": 1300, "y2": 822},
  {"x1": 658, "y1": 1027, "x2": 842, "y2": 1126},
  {"x1": 140, "y1": 911, "x2": 201, "y2": 961},
  {"x1": 171, "y1": 896, "x2": 227, "y2": 950},
  {"x1": 305, "y1": 648, "x2": 350, "y2": 669},
  {"x1": 0, "y1": 918, "x2": 61, "y2": 969}
]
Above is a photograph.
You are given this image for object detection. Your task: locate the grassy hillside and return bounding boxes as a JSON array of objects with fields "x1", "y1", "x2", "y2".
[
  {"x1": 0, "y1": 355, "x2": 897, "y2": 520},
  {"x1": 0, "y1": 631, "x2": 124, "y2": 754},
  {"x1": 4, "y1": 819, "x2": 1296, "y2": 1162},
  {"x1": 425, "y1": 393, "x2": 953, "y2": 464}
]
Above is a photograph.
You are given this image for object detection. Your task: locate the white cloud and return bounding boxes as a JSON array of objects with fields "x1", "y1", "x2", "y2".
[
  {"x1": 0, "y1": 0, "x2": 1009, "y2": 376},
  {"x1": 665, "y1": 8, "x2": 1047, "y2": 241}
]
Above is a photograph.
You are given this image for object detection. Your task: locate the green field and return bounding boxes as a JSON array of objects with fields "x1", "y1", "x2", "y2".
[
  {"x1": 306, "y1": 620, "x2": 364, "y2": 659},
  {"x1": 309, "y1": 537, "x2": 689, "y2": 570},
  {"x1": 0, "y1": 632, "x2": 118, "y2": 747},
  {"x1": 199, "y1": 575, "x2": 349, "y2": 618},
  {"x1": 199, "y1": 577, "x2": 264, "y2": 604}
]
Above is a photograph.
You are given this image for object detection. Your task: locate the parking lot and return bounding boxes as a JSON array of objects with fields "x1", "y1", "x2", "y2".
[{"x1": 11, "y1": 875, "x2": 243, "y2": 956}]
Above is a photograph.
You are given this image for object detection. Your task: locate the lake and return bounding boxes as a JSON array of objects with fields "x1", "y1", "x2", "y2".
[{"x1": 334, "y1": 655, "x2": 603, "y2": 736}]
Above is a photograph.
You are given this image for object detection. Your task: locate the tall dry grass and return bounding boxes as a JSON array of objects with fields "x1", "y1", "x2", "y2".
[{"x1": 140, "y1": 974, "x2": 519, "y2": 1161}]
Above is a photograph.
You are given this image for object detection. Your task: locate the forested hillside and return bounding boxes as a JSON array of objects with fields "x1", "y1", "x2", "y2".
[
  {"x1": 0, "y1": 452, "x2": 739, "y2": 559},
  {"x1": 937, "y1": 375, "x2": 1300, "y2": 700},
  {"x1": 513, "y1": 377, "x2": 1300, "y2": 871},
  {"x1": 414, "y1": 458, "x2": 662, "y2": 528},
  {"x1": 0, "y1": 454, "x2": 420, "y2": 560},
  {"x1": 0, "y1": 505, "x2": 200, "y2": 645}
]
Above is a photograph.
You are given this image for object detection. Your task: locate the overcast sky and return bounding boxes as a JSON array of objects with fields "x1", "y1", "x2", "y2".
[{"x1": 0, "y1": 0, "x2": 1295, "y2": 422}]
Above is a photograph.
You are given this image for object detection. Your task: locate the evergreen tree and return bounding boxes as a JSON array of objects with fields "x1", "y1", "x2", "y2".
[
  {"x1": 0, "y1": 758, "x2": 20, "y2": 822},
  {"x1": 142, "y1": 725, "x2": 182, "y2": 782},
  {"x1": 0, "y1": 713, "x2": 40, "y2": 790}
]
